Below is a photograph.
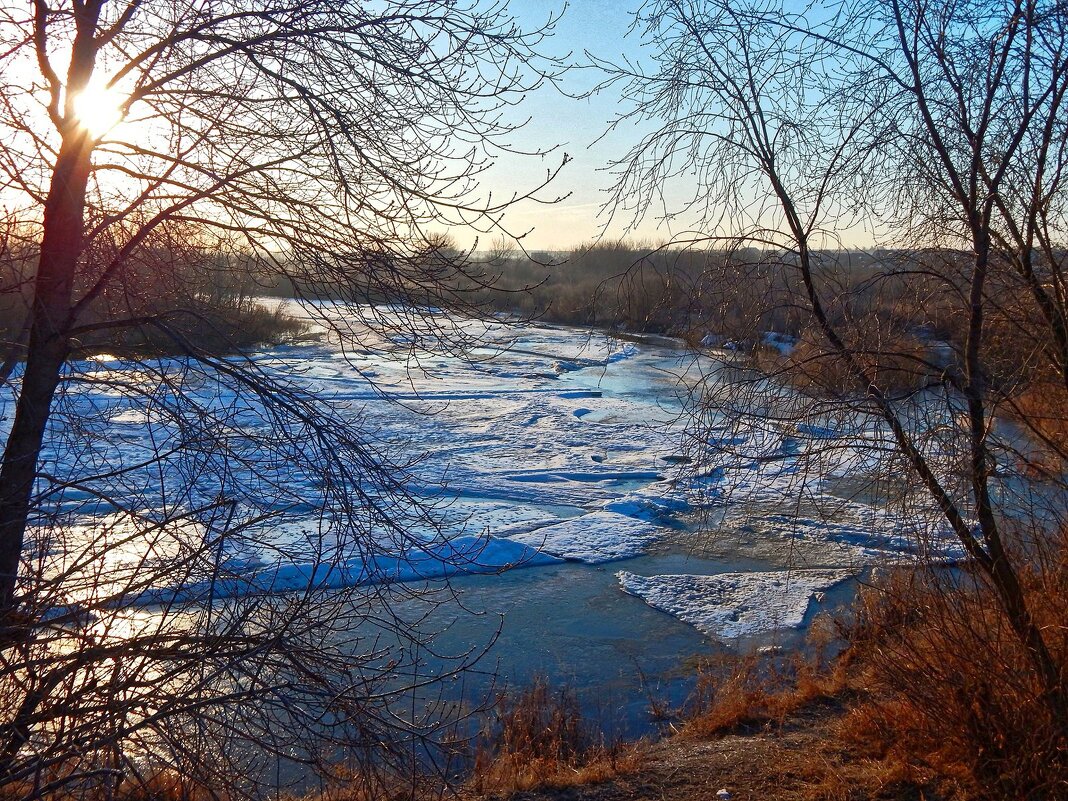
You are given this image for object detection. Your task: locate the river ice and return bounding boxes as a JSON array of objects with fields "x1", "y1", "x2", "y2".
[
  {"x1": 618, "y1": 569, "x2": 855, "y2": 639},
  {"x1": 0, "y1": 303, "x2": 966, "y2": 640}
]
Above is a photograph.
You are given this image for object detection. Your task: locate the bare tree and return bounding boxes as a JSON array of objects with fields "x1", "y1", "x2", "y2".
[
  {"x1": 595, "y1": 0, "x2": 1067, "y2": 725},
  {"x1": 0, "y1": 1, "x2": 563, "y2": 797}
]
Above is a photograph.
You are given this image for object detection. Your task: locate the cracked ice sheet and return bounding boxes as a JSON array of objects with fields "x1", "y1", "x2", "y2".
[
  {"x1": 17, "y1": 320, "x2": 700, "y2": 599},
  {"x1": 135, "y1": 535, "x2": 563, "y2": 605},
  {"x1": 433, "y1": 499, "x2": 577, "y2": 539},
  {"x1": 617, "y1": 569, "x2": 855, "y2": 640},
  {"x1": 16, "y1": 311, "x2": 963, "y2": 602},
  {"x1": 510, "y1": 511, "x2": 667, "y2": 563},
  {"x1": 742, "y1": 502, "x2": 964, "y2": 565}
]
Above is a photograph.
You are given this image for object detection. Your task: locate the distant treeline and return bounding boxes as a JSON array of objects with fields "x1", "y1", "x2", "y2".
[
  {"x1": 462, "y1": 242, "x2": 1067, "y2": 451},
  {"x1": 0, "y1": 237, "x2": 303, "y2": 361},
  {"x1": 5, "y1": 236, "x2": 1065, "y2": 433},
  {"x1": 462, "y1": 240, "x2": 953, "y2": 345}
]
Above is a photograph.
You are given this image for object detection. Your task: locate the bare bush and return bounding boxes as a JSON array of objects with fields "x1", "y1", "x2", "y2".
[
  {"x1": 594, "y1": 0, "x2": 1068, "y2": 790},
  {"x1": 468, "y1": 677, "x2": 641, "y2": 796},
  {"x1": 842, "y1": 549, "x2": 1068, "y2": 799}
]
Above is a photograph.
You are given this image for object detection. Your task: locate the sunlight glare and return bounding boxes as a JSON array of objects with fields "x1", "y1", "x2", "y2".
[{"x1": 70, "y1": 82, "x2": 127, "y2": 138}]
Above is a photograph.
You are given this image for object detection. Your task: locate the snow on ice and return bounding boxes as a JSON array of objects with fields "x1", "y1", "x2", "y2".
[
  {"x1": 511, "y1": 511, "x2": 666, "y2": 563},
  {"x1": 617, "y1": 569, "x2": 855, "y2": 639},
  {"x1": 0, "y1": 305, "x2": 968, "y2": 627}
]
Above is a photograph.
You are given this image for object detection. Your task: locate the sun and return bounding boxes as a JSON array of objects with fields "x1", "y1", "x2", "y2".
[{"x1": 70, "y1": 82, "x2": 127, "y2": 138}]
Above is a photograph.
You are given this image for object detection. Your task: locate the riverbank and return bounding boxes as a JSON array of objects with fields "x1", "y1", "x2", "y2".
[
  {"x1": 461, "y1": 552, "x2": 1068, "y2": 801},
  {"x1": 466, "y1": 702, "x2": 892, "y2": 801}
]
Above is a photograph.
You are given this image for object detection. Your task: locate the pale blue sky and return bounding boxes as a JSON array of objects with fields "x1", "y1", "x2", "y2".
[
  {"x1": 473, "y1": 0, "x2": 879, "y2": 253},
  {"x1": 467, "y1": 0, "x2": 673, "y2": 251}
]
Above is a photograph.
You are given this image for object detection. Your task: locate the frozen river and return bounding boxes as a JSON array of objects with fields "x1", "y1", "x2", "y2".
[{"x1": 2, "y1": 303, "x2": 964, "y2": 736}]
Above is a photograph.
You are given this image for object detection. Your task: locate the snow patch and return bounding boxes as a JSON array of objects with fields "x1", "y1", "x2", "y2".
[
  {"x1": 617, "y1": 569, "x2": 855, "y2": 640},
  {"x1": 511, "y1": 511, "x2": 665, "y2": 563},
  {"x1": 762, "y1": 331, "x2": 797, "y2": 355},
  {"x1": 602, "y1": 489, "x2": 690, "y2": 521}
]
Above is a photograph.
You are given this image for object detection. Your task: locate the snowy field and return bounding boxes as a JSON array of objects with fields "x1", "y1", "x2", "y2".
[{"x1": 0, "y1": 303, "x2": 966, "y2": 650}]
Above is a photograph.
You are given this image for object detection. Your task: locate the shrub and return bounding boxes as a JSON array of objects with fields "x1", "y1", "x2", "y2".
[
  {"x1": 1006, "y1": 380, "x2": 1068, "y2": 470},
  {"x1": 467, "y1": 677, "x2": 641, "y2": 795},
  {"x1": 681, "y1": 621, "x2": 845, "y2": 738},
  {"x1": 786, "y1": 326, "x2": 939, "y2": 397},
  {"x1": 86, "y1": 298, "x2": 309, "y2": 357},
  {"x1": 839, "y1": 555, "x2": 1068, "y2": 800}
]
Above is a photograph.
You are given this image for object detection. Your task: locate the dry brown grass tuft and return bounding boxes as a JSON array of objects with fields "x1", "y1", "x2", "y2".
[
  {"x1": 836, "y1": 555, "x2": 1068, "y2": 800},
  {"x1": 797, "y1": 752, "x2": 938, "y2": 801},
  {"x1": 113, "y1": 772, "x2": 225, "y2": 801},
  {"x1": 681, "y1": 620, "x2": 846, "y2": 738},
  {"x1": 1006, "y1": 380, "x2": 1068, "y2": 471},
  {"x1": 0, "y1": 769, "x2": 228, "y2": 801},
  {"x1": 467, "y1": 677, "x2": 643, "y2": 797},
  {"x1": 289, "y1": 769, "x2": 445, "y2": 801}
]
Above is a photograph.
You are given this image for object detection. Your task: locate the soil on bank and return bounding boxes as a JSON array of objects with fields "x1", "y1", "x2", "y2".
[{"x1": 467, "y1": 700, "x2": 936, "y2": 801}]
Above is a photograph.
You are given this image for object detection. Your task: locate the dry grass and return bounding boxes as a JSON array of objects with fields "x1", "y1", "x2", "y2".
[
  {"x1": 667, "y1": 551, "x2": 1067, "y2": 800},
  {"x1": 287, "y1": 769, "x2": 446, "y2": 801},
  {"x1": 0, "y1": 769, "x2": 228, "y2": 801},
  {"x1": 113, "y1": 772, "x2": 227, "y2": 801},
  {"x1": 784, "y1": 330, "x2": 938, "y2": 397},
  {"x1": 836, "y1": 554, "x2": 1068, "y2": 800},
  {"x1": 1006, "y1": 380, "x2": 1068, "y2": 469},
  {"x1": 680, "y1": 620, "x2": 846, "y2": 738},
  {"x1": 467, "y1": 677, "x2": 643, "y2": 797}
]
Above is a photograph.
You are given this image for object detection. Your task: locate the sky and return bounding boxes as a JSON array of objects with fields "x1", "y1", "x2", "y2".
[
  {"x1": 0, "y1": 0, "x2": 662, "y2": 252},
  {"x1": 4, "y1": 0, "x2": 870, "y2": 255},
  {"x1": 465, "y1": 0, "x2": 670, "y2": 252},
  {"x1": 471, "y1": 0, "x2": 882, "y2": 253}
]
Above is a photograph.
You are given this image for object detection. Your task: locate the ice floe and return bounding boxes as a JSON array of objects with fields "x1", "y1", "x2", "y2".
[
  {"x1": 135, "y1": 535, "x2": 561, "y2": 604},
  {"x1": 617, "y1": 569, "x2": 855, "y2": 639}
]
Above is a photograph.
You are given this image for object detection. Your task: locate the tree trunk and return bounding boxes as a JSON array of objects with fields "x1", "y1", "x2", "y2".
[{"x1": 0, "y1": 133, "x2": 93, "y2": 615}]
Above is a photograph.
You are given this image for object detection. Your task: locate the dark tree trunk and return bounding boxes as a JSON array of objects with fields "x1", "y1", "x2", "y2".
[
  {"x1": 0, "y1": 1, "x2": 103, "y2": 618},
  {"x1": 0, "y1": 134, "x2": 93, "y2": 614}
]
